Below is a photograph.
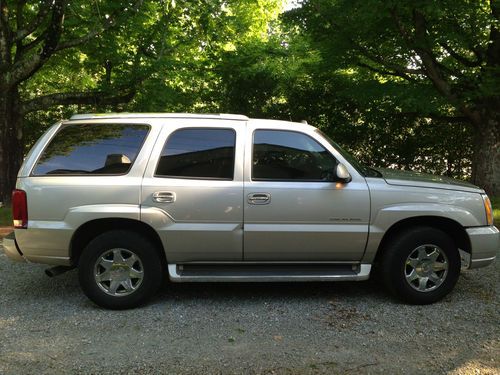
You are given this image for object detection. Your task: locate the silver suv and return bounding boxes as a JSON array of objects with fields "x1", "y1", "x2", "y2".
[{"x1": 3, "y1": 113, "x2": 498, "y2": 309}]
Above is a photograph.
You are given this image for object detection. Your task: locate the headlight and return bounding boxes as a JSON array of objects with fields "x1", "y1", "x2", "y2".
[{"x1": 482, "y1": 194, "x2": 493, "y2": 226}]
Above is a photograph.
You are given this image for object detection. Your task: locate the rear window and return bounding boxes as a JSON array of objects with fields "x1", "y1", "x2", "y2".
[{"x1": 32, "y1": 123, "x2": 149, "y2": 176}]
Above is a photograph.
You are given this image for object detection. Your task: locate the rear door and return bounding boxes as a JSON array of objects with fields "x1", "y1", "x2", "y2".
[
  {"x1": 141, "y1": 119, "x2": 245, "y2": 262},
  {"x1": 243, "y1": 122, "x2": 370, "y2": 261}
]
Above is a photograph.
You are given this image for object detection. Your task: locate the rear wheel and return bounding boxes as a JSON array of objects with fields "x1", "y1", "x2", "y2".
[
  {"x1": 381, "y1": 226, "x2": 460, "y2": 304},
  {"x1": 78, "y1": 230, "x2": 163, "y2": 309}
]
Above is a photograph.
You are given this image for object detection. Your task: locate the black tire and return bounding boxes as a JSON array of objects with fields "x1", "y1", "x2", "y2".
[
  {"x1": 78, "y1": 230, "x2": 163, "y2": 309},
  {"x1": 381, "y1": 226, "x2": 460, "y2": 304}
]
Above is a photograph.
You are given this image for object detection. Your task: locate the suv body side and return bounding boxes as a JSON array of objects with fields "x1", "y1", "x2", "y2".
[
  {"x1": 3, "y1": 113, "x2": 498, "y2": 308},
  {"x1": 8, "y1": 115, "x2": 498, "y2": 271},
  {"x1": 141, "y1": 118, "x2": 371, "y2": 263}
]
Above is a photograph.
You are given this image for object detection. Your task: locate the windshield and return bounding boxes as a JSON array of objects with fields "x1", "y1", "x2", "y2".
[{"x1": 315, "y1": 129, "x2": 381, "y2": 178}]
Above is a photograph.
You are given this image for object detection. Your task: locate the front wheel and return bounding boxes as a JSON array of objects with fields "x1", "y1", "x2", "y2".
[
  {"x1": 381, "y1": 226, "x2": 460, "y2": 304},
  {"x1": 78, "y1": 230, "x2": 163, "y2": 309}
]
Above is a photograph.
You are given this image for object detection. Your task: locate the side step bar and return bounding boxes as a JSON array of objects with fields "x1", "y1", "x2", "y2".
[{"x1": 168, "y1": 263, "x2": 371, "y2": 282}]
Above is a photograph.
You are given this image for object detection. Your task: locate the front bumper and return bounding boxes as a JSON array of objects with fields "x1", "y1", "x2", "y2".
[
  {"x1": 2, "y1": 232, "x2": 26, "y2": 262},
  {"x1": 466, "y1": 226, "x2": 499, "y2": 268}
]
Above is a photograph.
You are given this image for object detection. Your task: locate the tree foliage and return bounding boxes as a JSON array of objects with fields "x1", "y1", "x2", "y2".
[
  {"x1": 0, "y1": 0, "x2": 498, "y2": 202},
  {"x1": 214, "y1": 10, "x2": 476, "y2": 180},
  {"x1": 285, "y1": 0, "x2": 499, "y2": 194},
  {"x1": 0, "y1": 0, "x2": 284, "y2": 202}
]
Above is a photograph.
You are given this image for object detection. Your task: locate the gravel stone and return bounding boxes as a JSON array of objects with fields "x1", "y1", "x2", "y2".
[{"x1": 0, "y1": 241, "x2": 498, "y2": 374}]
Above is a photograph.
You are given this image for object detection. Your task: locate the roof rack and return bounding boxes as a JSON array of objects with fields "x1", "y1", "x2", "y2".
[{"x1": 69, "y1": 113, "x2": 249, "y2": 121}]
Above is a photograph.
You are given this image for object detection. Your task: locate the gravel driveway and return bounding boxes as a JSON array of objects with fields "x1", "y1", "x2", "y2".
[{"x1": 0, "y1": 241, "x2": 498, "y2": 375}]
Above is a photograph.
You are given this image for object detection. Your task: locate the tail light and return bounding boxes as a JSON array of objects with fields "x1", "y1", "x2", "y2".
[{"x1": 12, "y1": 189, "x2": 28, "y2": 229}]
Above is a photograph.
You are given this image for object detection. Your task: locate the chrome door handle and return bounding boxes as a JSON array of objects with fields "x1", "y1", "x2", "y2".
[
  {"x1": 153, "y1": 191, "x2": 176, "y2": 203},
  {"x1": 248, "y1": 193, "x2": 271, "y2": 205}
]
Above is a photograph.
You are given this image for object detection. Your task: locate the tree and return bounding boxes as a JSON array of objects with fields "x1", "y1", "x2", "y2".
[
  {"x1": 214, "y1": 20, "x2": 473, "y2": 180},
  {"x1": 0, "y1": 1, "x2": 286, "y2": 204},
  {"x1": 130, "y1": 0, "x2": 285, "y2": 114},
  {"x1": 292, "y1": 0, "x2": 500, "y2": 195},
  {"x1": 0, "y1": 0, "x2": 160, "y2": 203}
]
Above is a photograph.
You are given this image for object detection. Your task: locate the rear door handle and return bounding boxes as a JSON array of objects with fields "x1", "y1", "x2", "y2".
[
  {"x1": 153, "y1": 191, "x2": 176, "y2": 203},
  {"x1": 248, "y1": 193, "x2": 271, "y2": 205}
]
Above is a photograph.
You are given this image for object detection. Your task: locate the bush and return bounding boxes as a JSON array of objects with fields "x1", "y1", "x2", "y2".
[{"x1": 0, "y1": 206, "x2": 12, "y2": 227}]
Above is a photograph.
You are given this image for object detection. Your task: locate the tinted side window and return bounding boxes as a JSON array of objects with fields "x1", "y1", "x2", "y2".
[
  {"x1": 33, "y1": 124, "x2": 149, "y2": 175},
  {"x1": 253, "y1": 130, "x2": 337, "y2": 181},
  {"x1": 156, "y1": 128, "x2": 235, "y2": 179}
]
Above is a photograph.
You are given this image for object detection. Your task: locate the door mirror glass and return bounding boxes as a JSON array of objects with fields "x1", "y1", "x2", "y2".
[{"x1": 336, "y1": 163, "x2": 352, "y2": 183}]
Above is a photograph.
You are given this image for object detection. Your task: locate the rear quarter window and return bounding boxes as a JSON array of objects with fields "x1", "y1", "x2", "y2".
[{"x1": 32, "y1": 123, "x2": 149, "y2": 176}]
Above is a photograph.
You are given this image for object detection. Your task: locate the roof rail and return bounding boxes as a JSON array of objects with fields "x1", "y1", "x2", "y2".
[{"x1": 69, "y1": 113, "x2": 249, "y2": 121}]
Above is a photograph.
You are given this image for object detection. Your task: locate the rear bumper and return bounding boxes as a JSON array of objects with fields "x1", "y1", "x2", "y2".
[
  {"x1": 2, "y1": 232, "x2": 26, "y2": 262},
  {"x1": 466, "y1": 226, "x2": 499, "y2": 268}
]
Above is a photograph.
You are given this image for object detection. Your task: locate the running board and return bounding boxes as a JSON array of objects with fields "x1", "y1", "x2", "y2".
[{"x1": 167, "y1": 263, "x2": 371, "y2": 282}]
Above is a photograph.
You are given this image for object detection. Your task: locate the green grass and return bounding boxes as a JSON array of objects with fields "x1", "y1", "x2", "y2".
[
  {"x1": 0, "y1": 206, "x2": 12, "y2": 227},
  {"x1": 491, "y1": 196, "x2": 500, "y2": 225}
]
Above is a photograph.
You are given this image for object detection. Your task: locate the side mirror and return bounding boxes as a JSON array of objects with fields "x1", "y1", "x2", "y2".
[{"x1": 336, "y1": 163, "x2": 352, "y2": 183}]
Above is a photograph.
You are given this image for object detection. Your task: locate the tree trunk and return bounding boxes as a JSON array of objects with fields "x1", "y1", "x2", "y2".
[
  {"x1": 0, "y1": 86, "x2": 23, "y2": 205},
  {"x1": 471, "y1": 110, "x2": 500, "y2": 197}
]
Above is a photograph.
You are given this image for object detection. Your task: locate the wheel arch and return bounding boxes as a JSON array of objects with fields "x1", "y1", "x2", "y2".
[
  {"x1": 373, "y1": 216, "x2": 471, "y2": 266},
  {"x1": 70, "y1": 218, "x2": 166, "y2": 268}
]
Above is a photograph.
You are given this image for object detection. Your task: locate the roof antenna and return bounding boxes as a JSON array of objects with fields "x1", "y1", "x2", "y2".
[{"x1": 301, "y1": 120, "x2": 308, "y2": 124}]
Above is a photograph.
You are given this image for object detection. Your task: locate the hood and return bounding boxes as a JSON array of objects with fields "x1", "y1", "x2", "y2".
[{"x1": 374, "y1": 168, "x2": 482, "y2": 193}]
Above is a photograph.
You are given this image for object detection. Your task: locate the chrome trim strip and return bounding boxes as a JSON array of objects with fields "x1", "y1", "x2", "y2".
[
  {"x1": 70, "y1": 113, "x2": 249, "y2": 121},
  {"x1": 469, "y1": 256, "x2": 496, "y2": 269},
  {"x1": 167, "y1": 264, "x2": 371, "y2": 282},
  {"x1": 175, "y1": 261, "x2": 359, "y2": 265},
  {"x1": 23, "y1": 255, "x2": 71, "y2": 266}
]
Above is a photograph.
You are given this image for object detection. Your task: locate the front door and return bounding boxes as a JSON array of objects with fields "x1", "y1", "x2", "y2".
[{"x1": 243, "y1": 126, "x2": 370, "y2": 261}]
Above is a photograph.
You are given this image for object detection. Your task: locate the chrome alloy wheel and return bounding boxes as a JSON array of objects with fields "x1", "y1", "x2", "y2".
[
  {"x1": 94, "y1": 248, "x2": 144, "y2": 297},
  {"x1": 404, "y1": 244, "x2": 449, "y2": 292}
]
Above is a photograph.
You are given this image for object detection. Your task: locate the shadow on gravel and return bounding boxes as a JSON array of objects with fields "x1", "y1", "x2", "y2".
[
  {"x1": 2, "y1": 260, "x2": 393, "y2": 309},
  {"x1": 3, "y1": 256, "x2": 495, "y2": 309},
  {"x1": 153, "y1": 277, "x2": 393, "y2": 305}
]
